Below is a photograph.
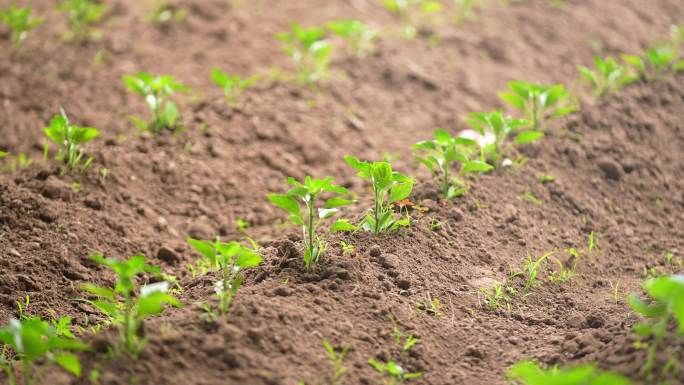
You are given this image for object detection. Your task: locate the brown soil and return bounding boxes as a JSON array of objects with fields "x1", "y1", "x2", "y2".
[{"x1": 1, "y1": 0, "x2": 683, "y2": 384}]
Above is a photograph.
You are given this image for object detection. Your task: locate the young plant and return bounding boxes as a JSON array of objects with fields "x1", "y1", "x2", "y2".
[
  {"x1": 507, "y1": 361, "x2": 633, "y2": 385},
  {"x1": 323, "y1": 340, "x2": 351, "y2": 385},
  {"x1": 0, "y1": 317, "x2": 87, "y2": 385},
  {"x1": 81, "y1": 255, "x2": 180, "y2": 357},
  {"x1": 187, "y1": 238, "x2": 262, "y2": 315},
  {"x1": 414, "y1": 128, "x2": 492, "y2": 199},
  {"x1": 453, "y1": 0, "x2": 479, "y2": 25},
  {"x1": 368, "y1": 358, "x2": 422, "y2": 385},
  {"x1": 210, "y1": 68, "x2": 260, "y2": 107},
  {"x1": 326, "y1": 19, "x2": 375, "y2": 57},
  {"x1": 345, "y1": 156, "x2": 413, "y2": 235},
  {"x1": 622, "y1": 46, "x2": 684, "y2": 79},
  {"x1": 464, "y1": 111, "x2": 541, "y2": 168},
  {"x1": 276, "y1": 24, "x2": 332, "y2": 84},
  {"x1": 268, "y1": 177, "x2": 354, "y2": 271},
  {"x1": 122, "y1": 72, "x2": 189, "y2": 132},
  {"x1": 498, "y1": 81, "x2": 576, "y2": 130},
  {"x1": 480, "y1": 282, "x2": 513, "y2": 312},
  {"x1": 0, "y1": 150, "x2": 6, "y2": 159},
  {"x1": 381, "y1": 0, "x2": 442, "y2": 38},
  {"x1": 520, "y1": 251, "x2": 555, "y2": 293},
  {"x1": 57, "y1": 0, "x2": 104, "y2": 41},
  {"x1": 44, "y1": 108, "x2": 100, "y2": 173},
  {"x1": 0, "y1": 3, "x2": 43, "y2": 51},
  {"x1": 578, "y1": 56, "x2": 638, "y2": 97},
  {"x1": 628, "y1": 275, "x2": 684, "y2": 380}
]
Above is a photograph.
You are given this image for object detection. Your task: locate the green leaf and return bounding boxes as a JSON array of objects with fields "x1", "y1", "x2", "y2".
[
  {"x1": 268, "y1": 194, "x2": 300, "y2": 216},
  {"x1": 330, "y1": 219, "x2": 358, "y2": 232},
  {"x1": 515, "y1": 131, "x2": 544, "y2": 145},
  {"x1": 499, "y1": 92, "x2": 526, "y2": 112},
  {"x1": 389, "y1": 181, "x2": 412, "y2": 203},
  {"x1": 236, "y1": 249, "x2": 262, "y2": 269},
  {"x1": 187, "y1": 238, "x2": 217, "y2": 265},
  {"x1": 55, "y1": 353, "x2": 82, "y2": 376},
  {"x1": 324, "y1": 197, "x2": 352, "y2": 208},
  {"x1": 461, "y1": 160, "x2": 493, "y2": 173}
]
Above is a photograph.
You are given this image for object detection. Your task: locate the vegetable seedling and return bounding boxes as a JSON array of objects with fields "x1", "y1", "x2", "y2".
[
  {"x1": 122, "y1": 72, "x2": 189, "y2": 132},
  {"x1": 323, "y1": 340, "x2": 351, "y2": 385},
  {"x1": 628, "y1": 275, "x2": 684, "y2": 380},
  {"x1": 326, "y1": 20, "x2": 375, "y2": 57},
  {"x1": 499, "y1": 81, "x2": 576, "y2": 130},
  {"x1": 345, "y1": 156, "x2": 413, "y2": 235},
  {"x1": 268, "y1": 177, "x2": 355, "y2": 271},
  {"x1": 381, "y1": 0, "x2": 442, "y2": 38},
  {"x1": 464, "y1": 111, "x2": 541, "y2": 168},
  {"x1": 57, "y1": 0, "x2": 104, "y2": 42},
  {"x1": 622, "y1": 46, "x2": 684, "y2": 80},
  {"x1": 187, "y1": 238, "x2": 262, "y2": 315},
  {"x1": 0, "y1": 317, "x2": 88, "y2": 385},
  {"x1": 507, "y1": 361, "x2": 633, "y2": 385},
  {"x1": 0, "y1": 3, "x2": 43, "y2": 51},
  {"x1": 578, "y1": 56, "x2": 638, "y2": 97},
  {"x1": 210, "y1": 68, "x2": 260, "y2": 107},
  {"x1": 368, "y1": 358, "x2": 422, "y2": 385},
  {"x1": 276, "y1": 23, "x2": 332, "y2": 84},
  {"x1": 520, "y1": 251, "x2": 555, "y2": 293},
  {"x1": 81, "y1": 255, "x2": 180, "y2": 357},
  {"x1": 44, "y1": 108, "x2": 100, "y2": 173},
  {"x1": 414, "y1": 128, "x2": 492, "y2": 199}
]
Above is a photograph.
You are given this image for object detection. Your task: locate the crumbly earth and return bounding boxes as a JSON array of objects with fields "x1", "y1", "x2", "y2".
[{"x1": 1, "y1": 0, "x2": 683, "y2": 384}]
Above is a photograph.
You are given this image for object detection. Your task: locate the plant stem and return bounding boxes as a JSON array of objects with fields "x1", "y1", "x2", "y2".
[
  {"x1": 442, "y1": 164, "x2": 449, "y2": 198},
  {"x1": 373, "y1": 184, "x2": 381, "y2": 235},
  {"x1": 22, "y1": 359, "x2": 30, "y2": 385},
  {"x1": 123, "y1": 295, "x2": 133, "y2": 355},
  {"x1": 308, "y1": 196, "x2": 315, "y2": 259}
]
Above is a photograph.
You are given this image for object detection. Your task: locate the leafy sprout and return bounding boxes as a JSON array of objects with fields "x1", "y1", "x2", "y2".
[
  {"x1": 326, "y1": 19, "x2": 375, "y2": 57},
  {"x1": 345, "y1": 156, "x2": 413, "y2": 235},
  {"x1": 187, "y1": 239, "x2": 262, "y2": 315},
  {"x1": 323, "y1": 340, "x2": 351, "y2": 385},
  {"x1": 453, "y1": 0, "x2": 479, "y2": 25},
  {"x1": 498, "y1": 81, "x2": 576, "y2": 130},
  {"x1": 57, "y1": 0, "x2": 104, "y2": 42},
  {"x1": 368, "y1": 358, "x2": 422, "y2": 385},
  {"x1": 122, "y1": 72, "x2": 189, "y2": 132},
  {"x1": 276, "y1": 23, "x2": 332, "y2": 84},
  {"x1": 268, "y1": 177, "x2": 355, "y2": 271},
  {"x1": 578, "y1": 56, "x2": 638, "y2": 97},
  {"x1": 628, "y1": 275, "x2": 684, "y2": 380},
  {"x1": 413, "y1": 128, "x2": 492, "y2": 199},
  {"x1": 43, "y1": 108, "x2": 100, "y2": 173},
  {"x1": 0, "y1": 317, "x2": 87, "y2": 385},
  {"x1": 0, "y1": 151, "x2": 7, "y2": 159},
  {"x1": 507, "y1": 361, "x2": 633, "y2": 385},
  {"x1": 81, "y1": 255, "x2": 180, "y2": 357},
  {"x1": 210, "y1": 68, "x2": 260, "y2": 107},
  {"x1": 464, "y1": 111, "x2": 541, "y2": 168},
  {"x1": 622, "y1": 46, "x2": 684, "y2": 80},
  {"x1": 381, "y1": 0, "x2": 442, "y2": 38},
  {"x1": 0, "y1": 3, "x2": 43, "y2": 51}
]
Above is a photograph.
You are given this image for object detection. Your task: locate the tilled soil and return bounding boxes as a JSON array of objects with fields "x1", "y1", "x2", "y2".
[{"x1": 1, "y1": 0, "x2": 683, "y2": 384}]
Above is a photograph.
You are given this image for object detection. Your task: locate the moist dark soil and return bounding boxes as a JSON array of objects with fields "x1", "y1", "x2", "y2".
[{"x1": 1, "y1": 0, "x2": 683, "y2": 385}]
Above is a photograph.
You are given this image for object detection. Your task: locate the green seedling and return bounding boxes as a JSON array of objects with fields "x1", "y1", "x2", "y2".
[
  {"x1": 521, "y1": 251, "x2": 555, "y2": 293},
  {"x1": 340, "y1": 241, "x2": 355, "y2": 255},
  {"x1": 15, "y1": 295, "x2": 30, "y2": 321},
  {"x1": 57, "y1": 0, "x2": 104, "y2": 41},
  {"x1": 81, "y1": 255, "x2": 180, "y2": 357},
  {"x1": 276, "y1": 23, "x2": 332, "y2": 84},
  {"x1": 0, "y1": 151, "x2": 6, "y2": 159},
  {"x1": 382, "y1": 0, "x2": 443, "y2": 38},
  {"x1": 414, "y1": 128, "x2": 492, "y2": 199},
  {"x1": 578, "y1": 56, "x2": 638, "y2": 97},
  {"x1": 210, "y1": 68, "x2": 260, "y2": 107},
  {"x1": 606, "y1": 280, "x2": 621, "y2": 304},
  {"x1": 587, "y1": 231, "x2": 598, "y2": 252},
  {"x1": 622, "y1": 46, "x2": 684, "y2": 79},
  {"x1": 345, "y1": 156, "x2": 413, "y2": 235},
  {"x1": 507, "y1": 361, "x2": 633, "y2": 385},
  {"x1": 391, "y1": 325, "x2": 420, "y2": 353},
  {"x1": 453, "y1": 0, "x2": 479, "y2": 25},
  {"x1": 548, "y1": 248, "x2": 579, "y2": 284},
  {"x1": 368, "y1": 358, "x2": 422, "y2": 385},
  {"x1": 44, "y1": 108, "x2": 100, "y2": 173},
  {"x1": 628, "y1": 275, "x2": 684, "y2": 380},
  {"x1": 538, "y1": 174, "x2": 556, "y2": 184},
  {"x1": 187, "y1": 238, "x2": 262, "y2": 315},
  {"x1": 0, "y1": 3, "x2": 43, "y2": 51},
  {"x1": 1, "y1": 152, "x2": 32, "y2": 172},
  {"x1": 269, "y1": 177, "x2": 355, "y2": 271},
  {"x1": 416, "y1": 294, "x2": 442, "y2": 317},
  {"x1": 326, "y1": 19, "x2": 375, "y2": 57},
  {"x1": 323, "y1": 340, "x2": 351, "y2": 385},
  {"x1": 122, "y1": 72, "x2": 189, "y2": 132},
  {"x1": 145, "y1": 0, "x2": 187, "y2": 24},
  {"x1": 0, "y1": 317, "x2": 87, "y2": 385},
  {"x1": 499, "y1": 81, "x2": 576, "y2": 130},
  {"x1": 465, "y1": 111, "x2": 541, "y2": 168},
  {"x1": 480, "y1": 282, "x2": 513, "y2": 312}
]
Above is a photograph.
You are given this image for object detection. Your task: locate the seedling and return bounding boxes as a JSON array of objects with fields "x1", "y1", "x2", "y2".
[
  {"x1": 0, "y1": 151, "x2": 6, "y2": 159},
  {"x1": 122, "y1": 72, "x2": 189, "y2": 132},
  {"x1": 81, "y1": 255, "x2": 180, "y2": 357},
  {"x1": 57, "y1": 0, "x2": 104, "y2": 42},
  {"x1": 622, "y1": 46, "x2": 684, "y2": 79},
  {"x1": 453, "y1": 0, "x2": 479, "y2": 25},
  {"x1": 507, "y1": 361, "x2": 633, "y2": 385},
  {"x1": 269, "y1": 177, "x2": 354, "y2": 271},
  {"x1": 480, "y1": 282, "x2": 513, "y2": 312},
  {"x1": 606, "y1": 280, "x2": 621, "y2": 304},
  {"x1": 15, "y1": 295, "x2": 30, "y2": 320},
  {"x1": 578, "y1": 56, "x2": 638, "y2": 96},
  {"x1": 465, "y1": 111, "x2": 541, "y2": 167},
  {"x1": 44, "y1": 108, "x2": 100, "y2": 173},
  {"x1": 538, "y1": 174, "x2": 556, "y2": 184},
  {"x1": 0, "y1": 3, "x2": 43, "y2": 51},
  {"x1": 210, "y1": 68, "x2": 260, "y2": 107},
  {"x1": 382, "y1": 0, "x2": 442, "y2": 38},
  {"x1": 187, "y1": 238, "x2": 262, "y2": 315},
  {"x1": 520, "y1": 251, "x2": 555, "y2": 293},
  {"x1": 145, "y1": 0, "x2": 187, "y2": 24},
  {"x1": 0, "y1": 317, "x2": 87, "y2": 385},
  {"x1": 628, "y1": 275, "x2": 684, "y2": 380},
  {"x1": 414, "y1": 128, "x2": 492, "y2": 199},
  {"x1": 368, "y1": 358, "x2": 422, "y2": 385},
  {"x1": 415, "y1": 294, "x2": 442, "y2": 317},
  {"x1": 276, "y1": 24, "x2": 332, "y2": 84},
  {"x1": 345, "y1": 156, "x2": 413, "y2": 234},
  {"x1": 340, "y1": 241, "x2": 355, "y2": 255},
  {"x1": 326, "y1": 20, "x2": 375, "y2": 57},
  {"x1": 548, "y1": 248, "x2": 579, "y2": 284},
  {"x1": 390, "y1": 320, "x2": 420, "y2": 353},
  {"x1": 499, "y1": 81, "x2": 576, "y2": 130},
  {"x1": 323, "y1": 340, "x2": 351, "y2": 385}
]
